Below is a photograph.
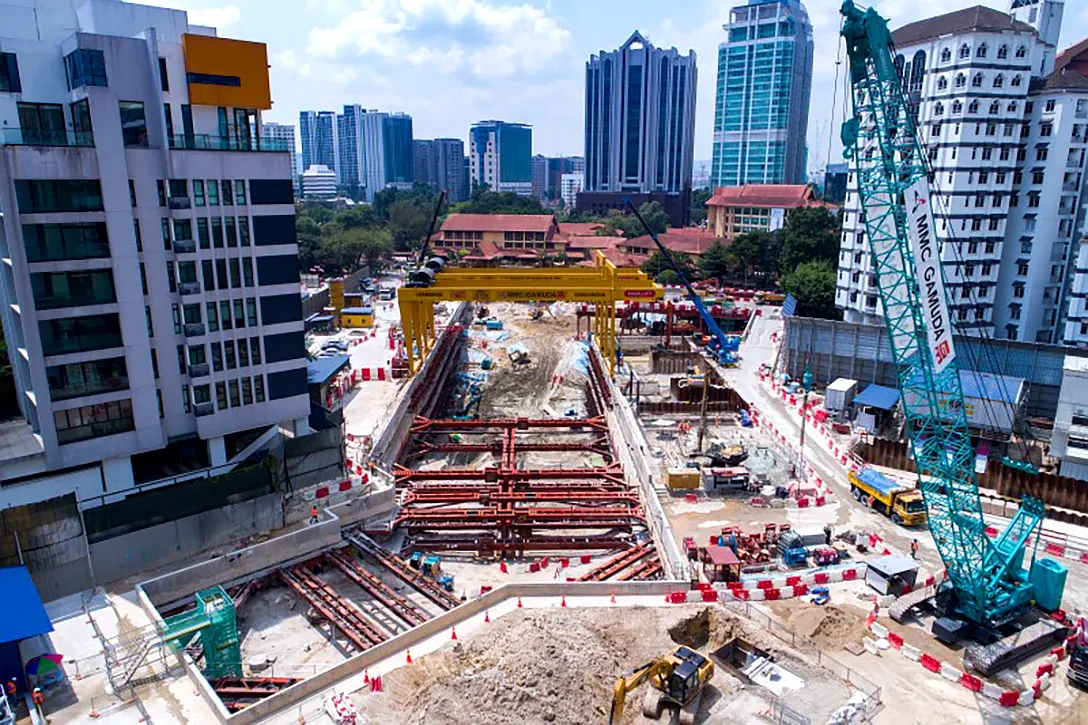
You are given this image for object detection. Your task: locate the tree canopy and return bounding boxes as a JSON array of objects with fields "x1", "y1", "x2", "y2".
[
  {"x1": 779, "y1": 207, "x2": 842, "y2": 275},
  {"x1": 781, "y1": 261, "x2": 839, "y2": 320},
  {"x1": 642, "y1": 249, "x2": 695, "y2": 284},
  {"x1": 597, "y1": 201, "x2": 669, "y2": 239},
  {"x1": 690, "y1": 188, "x2": 712, "y2": 225}
]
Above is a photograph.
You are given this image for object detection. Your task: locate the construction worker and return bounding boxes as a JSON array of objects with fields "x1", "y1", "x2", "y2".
[
  {"x1": 823, "y1": 524, "x2": 832, "y2": 546},
  {"x1": 309, "y1": 505, "x2": 319, "y2": 524},
  {"x1": 31, "y1": 685, "x2": 44, "y2": 719},
  {"x1": 5, "y1": 678, "x2": 15, "y2": 703},
  {"x1": 910, "y1": 539, "x2": 920, "y2": 559}
]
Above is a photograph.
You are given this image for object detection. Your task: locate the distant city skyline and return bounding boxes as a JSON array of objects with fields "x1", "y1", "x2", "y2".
[{"x1": 248, "y1": 0, "x2": 1087, "y2": 175}]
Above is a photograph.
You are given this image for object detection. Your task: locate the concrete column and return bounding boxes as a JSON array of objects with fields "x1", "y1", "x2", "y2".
[
  {"x1": 102, "y1": 456, "x2": 135, "y2": 494},
  {"x1": 209, "y1": 436, "x2": 227, "y2": 466},
  {"x1": 292, "y1": 417, "x2": 310, "y2": 438}
]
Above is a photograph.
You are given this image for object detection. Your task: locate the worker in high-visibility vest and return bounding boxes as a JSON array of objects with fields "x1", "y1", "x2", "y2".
[
  {"x1": 309, "y1": 506, "x2": 319, "y2": 524},
  {"x1": 5, "y1": 678, "x2": 15, "y2": 704},
  {"x1": 31, "y1": 686, "x2": 44, "y2": 719}
]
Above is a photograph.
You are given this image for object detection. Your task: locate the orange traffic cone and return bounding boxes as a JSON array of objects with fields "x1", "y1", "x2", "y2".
[
  {"x1": 500, "y1": 561, "x2": 508, "y2": 574},
  {"x1": 517, "y1": 596, "x2": 523, "y2": 608},
  {"x1": 451, "y1": 626, "x2": 458, "y2": 641},
  {"x1": 406, "y1": 649, "x2": 412, "y2": 664},
  {"x1": 484, "y1": 610, "x2": 491, "y2": 623},
  {"x1": 373, "y1": 675, "x2": 382, "y2": 692},
  {"x1": 561, "y1": 594, "x2": 567, "y2": 608},
  {"x1": 364, "y1": 669, "x2": 370, "y2": 687}
]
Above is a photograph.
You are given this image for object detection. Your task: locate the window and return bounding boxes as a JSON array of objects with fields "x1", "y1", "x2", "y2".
[
  {"x1": 0, "y1": 52, "x2": 21, "y2": 92},
  {"x1": 141, "y1": 264, "x2": 148, "y2": 295},
  {"x1": 229, "y1": 380, "x2": 241, "y2": 407},
  {"x1": 39, "y1": 314, "x2": 122, "y2": 355},
  {"x1": 188, "y1": 343, "x2": 206, "y2": 366},
  {"x1": 31, "y1": 270, "x2": 116, "y2": 309},
  {"x1": 17, "y1": 103, "x2": 66, "y2": 145},
  {"x1": 1045, "y1": 100, "x2": 1056, "y2": 113},
  {"x1": 1033, "y1": 171, "x2": 1045, "y2": 184},
  {"x1": 937, "y1": 77, "x2": 947, "y2": 91},
  {"x1": 955, "y1": 73, "x2": 965, "y2": 88},
  {"x1": 233, "y1": 299, "x2": 245, "y2": 328},
  {"x1": 238, "y1": 217, "x2": 250, "y2": 246},
  {"x1": 53, "y1": 399, "x2": 134, "y2": 444},
  {"x1": 166, "y1": 261, "x2": 176, "y2": 292},
  {"x1": 229, "y1": 258, "x2": 241, "y2": 288},
  {"x1": 935, "y1": 102, "x2": 945, "y2": 116},
  {"x1": 250, "y1": 338, "x2": 262, "y2": 365},
  {"x1": 238, "y1": 340, "x2": 249, "y2": 367},
  {"x1": 968, "y1": 100, "x2": 979, "y2": 114},
  {"x1": 64, "y1": 48, "x2": 107, "y2": 89},
  {"x1": 15, "y1": 180, "x2": 103, "y2": 213},
  {"x1": 216, "y1": 259, "x2": 228, "y2": 289},
  {"x1": 254, "y1": 375, "x2": 265, "y2": 402},
  {"x1": 22, "y1": 222, "x2": 109, "y2": 261},
  {"x1": 979, "y1": 171, "x2": 989, "y2": 184},
  {"x1": 194, "y1": 180, "x2": 205, "y2": 206},
  {"x1": 119, "y1": 102, "x2": 147, "y2": 147},
  {"x1": 222, "y1": 180, "x2": 233, "y2": 206},
  {"x1": 971, "y1": 218, "x2": 982, "y2": 231},
  {"x1": 174, "y1": 218, "x2": 192, "y2": 242},
  {"x1": 977, "y1": 43, "x2": 987, "y2": 58},
  {"x1": 986, "y1": 123, "x2": 996, "y2": 136},
  {"x1": 220, "y1": 301, "x2": 232, "y2": 330},
  {"x1": 211, "y1": 217, "x2": 223, "y2": 247},
  {"x1": 225, "y1": 341, "x2": 236, "y2": 369},
  {"x1": 216, "y1": 381, "x2": 228, "y2": 410},
  {"x1": 206, "y1": 301, "x2": 219, "y2": 332},
  {"x1": 940, "y1": 47, "x2": 951, "y2": 63},
  {"x1": 242, "y1": 377, "x2": 253, "y2": 405},
  {"x1": 1037, "y1": 147, "x2": 1048, "y2": 161},
  {"x1": 982, "y1": 148, "x2": 992, "y2": 161},
  {"x1": 1000, "y1": 149, "x2": 1010, "y2": 161},
  {"x1": 246, "y1": 298, "x2": 258, "y2": 327},
  {"x1": 998, "y1": 45, "x2": 1008, "y2": 60},
  {"x1": 1012, "y1": 75, "x2": 1022, "y2": 87},
  {"x1": 932, "y1": 124, "x2": 941, "y2": 137},
  {"x1": 989, "y1": 102, "x2": 1000, "y2": 115},
  {"x1": 243, "y1": 257, "x2": 254, "y2": 286},
  {"x1": 133, "y1": 219, "x2": 142, "y2": 252},
  {"x1": 194, "y1": 384, "x2": 210, "y2": 405},
  {"x1": 993, "y1": 74, "x2": 1004, "y2": 88},
  {"x1": 202, "y1": 260, "x2": 215, "y2": 291},
  {"x1": 1028, "y1": 193, "x2": 1041, "y2": 208},
  {"x1": 959, "y1": 44, "x2": 970, "y2": 60},
  {"x1": 161, "y1": 219, "x2": 171, "y2": 250},
  {"x1": 211, "y1": 342, "x2": 223, "y2": 371},
  {"x1": 952, "y1": 100, "x2": 962, "y2": 114},
  {"x1": 1015, "y1": 45, "x2": 1027, "y2": 59},
  {"x1": 235, "y1": 180, "x2": 246, "y2": 205},
  {"x1": 197, "y1": 218, "x2": 210, "y2": 249},
  {"x1": 225, "y1": 217, "x2": 237, "y2": 247},
  {"x1": 208, "y1": 180, "x2": 219, "y2": 206},
  {"x1": 1041, "y1": 123, "x2": 1053, "y2": 137},
  {"x1": 971, "y1": 73, "x2": 983, "y2": 88},
  {"x1": 158, "y1": 57, "x2": 169, "y2": 92}
]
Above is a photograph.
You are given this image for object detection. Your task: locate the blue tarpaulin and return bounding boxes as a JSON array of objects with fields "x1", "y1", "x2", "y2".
[
  {"x1": 853, "y1": 384, "x2": 901, "y2": 410},
  {"x1": 0, "y1": 567, "x2": 51, "y2": 644}
]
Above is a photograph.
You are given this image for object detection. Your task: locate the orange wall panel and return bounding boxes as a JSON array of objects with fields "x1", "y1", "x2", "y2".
[{"x1": 182, "y1": 34, "x2": 272, "y2": 110}]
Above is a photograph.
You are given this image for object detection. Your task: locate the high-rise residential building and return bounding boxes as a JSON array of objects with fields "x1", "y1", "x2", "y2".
[
  {"x1": 584, "y1": 31, "x2": 697, "y2": 196},
  {"x1": 299, "y1": 110, "x2": 338, "y2": 180},
  {"x1": 836, "y1": 4, "x2": 1077, "y2": 345},
  {"x1": 531, "y1": 155, "x2": 548, "y2": 199},
  {"x1": 262, "y1": 122, "x2": 299, "y2": 195},
  {"x1": 560, "y1": 173, "x2": 584, "y2": 209},
  {"x1": 414, "y1": 138, "x2": 468, "y2": 202},
  {"x1": 0, "y1": 0, "x2": 309, "y2": 504},
  {"x1": 469, "y1": 121, "x2": 532, "y2": 196},
  {"x1": 337, "y1": 104, "x2": 364, "y2": 196},
  {"x1": 822, "y1": 163, "x2": 848, "y2": 205},
  {"x1": 357, "y1": 111, "x2": 414, "y2": 202},
  {"x1": 711, "y1": 0, "x2": 813, "y2": 187},
  {"x1": 301, "y1": 165, "x2": 338, "y2": 199}
]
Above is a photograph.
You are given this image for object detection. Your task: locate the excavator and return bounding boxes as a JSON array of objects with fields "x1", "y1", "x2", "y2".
[{"x1": 609, "y1": 646, "x2": 714, "y2": 725}]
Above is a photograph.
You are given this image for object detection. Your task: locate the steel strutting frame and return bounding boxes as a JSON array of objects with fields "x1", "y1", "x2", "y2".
[
  {"x1": 278, "y1": 565, "x2": 387, "y2": 652},
  {"x1": 394, "y1": 415, "x2": 645, "y2": 555}
]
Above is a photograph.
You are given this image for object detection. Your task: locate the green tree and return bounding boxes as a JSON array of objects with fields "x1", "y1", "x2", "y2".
[
  {"x1": 698, "y1": 240, "x2": 732, "y2": 284},
  {"x1": 690, "y1": 188, "x2": 712, "y2": 225},
  {"x1": 727, "y1": 231, "x2": 781, "y2": 284},
  {"x1": 388, "y1": 199, "x2": 433, "y2": 252},
  {"x1": 779, "y1": 206, "x2": 841, "y2": 275},
  {"x1": 357, "y1": 229, "x2": 395, "y2": 274},
  {"x1": 642, "y1": 250, "x2": 695, "y2": 283},
  {"x1": 781, "y1": 261, "x2": 839, "y2": 319},
  {"x1": 599, "y1": 201, "x2": 669, "y2": 239},
  {"x1": 335, "y1": 206, "x2": 381, "y2": 230},
  {"x1": 297, "y1": 203, "x2": 332, "y2": 224},
  {"x1": 452, "y1": 188, "x2": 548, "y2": 215}
]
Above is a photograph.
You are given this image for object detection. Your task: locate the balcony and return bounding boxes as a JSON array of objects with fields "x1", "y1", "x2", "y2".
[
  {"x1": 174, "y1": 239, "x2": 197, "y2": 254},
  {"x1": 188, "y1": 362, "x2": 210, "y2": 378},
  {"x1": 56, "y1": 414, "x2": 135, "y2": 444},
  {"x1": 169, "y1": 134, "x2": 291, "y2": 153},
  {"x1": 193, "y1": 402, "x2": 214, "y2": 417},
  {"x1": 183, "y1": 322, "x2": 205, "y2": 337},
  {"x1": 178, "y1": 281, "x2": 201, "y2": 295},
  {"x1": 1, "y1": 128, "x2": 94, "y2": 148},
  {"x1": 169, "y1": 197, "x2": 191, "y2": 210}
]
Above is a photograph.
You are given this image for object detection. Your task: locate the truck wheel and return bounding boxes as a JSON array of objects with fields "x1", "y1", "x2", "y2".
[
  {"x1": 852, "y1": 487, "x2": 861, "y2": 502},
  {"x1": 892, "y1": 514, "x2": 902, "y2": 525}
]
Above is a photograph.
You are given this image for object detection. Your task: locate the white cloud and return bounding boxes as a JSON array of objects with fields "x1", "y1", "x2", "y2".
[
  {"x1": 276, "y1": 49, "x2": 298, "y2": 69},
  {"x1": 305, "y1": 0, "x2": 571, "y2": 78},
  {"x1": 187, "y1": 4, "x2": 241, "y2": 28}
]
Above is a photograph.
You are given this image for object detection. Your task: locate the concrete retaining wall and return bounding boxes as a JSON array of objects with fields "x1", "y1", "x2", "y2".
[
  {"x1": 89, "y1": 492, "x2": 284, "y2": 585},
  {"x1": 326, "y1": 486, "x2": 396, "y2": 528}
]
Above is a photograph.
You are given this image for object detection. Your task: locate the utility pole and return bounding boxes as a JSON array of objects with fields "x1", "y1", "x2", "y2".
[
  {"x1": 792, "y1": 365, "x2": 814, "y2": 479},
  {"x1": 697, "y1": 364, "x2": 711, "y2": 453}
]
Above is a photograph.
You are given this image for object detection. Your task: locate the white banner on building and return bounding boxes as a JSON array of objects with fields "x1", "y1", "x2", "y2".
[{"x1": 905, "y1": 177, "x2": 956, "y2": 374}]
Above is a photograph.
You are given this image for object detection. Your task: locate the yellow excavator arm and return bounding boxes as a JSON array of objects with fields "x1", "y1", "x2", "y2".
[{"x1": 609, "y1": 659, "x2": 664, "y2": 725}]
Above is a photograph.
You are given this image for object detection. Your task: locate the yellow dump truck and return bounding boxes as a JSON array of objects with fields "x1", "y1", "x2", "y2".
[{"x1": 848, "y1": 468, "x2": 927, "y2": 526}]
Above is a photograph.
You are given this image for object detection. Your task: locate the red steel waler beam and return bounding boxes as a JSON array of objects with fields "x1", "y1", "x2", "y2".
[
  {"x1": 402, "y1": 490, "x2": 640, "y2": 506},
  {"x1": 405, "y1": 534, "x2": 636, "y2": 552},
  {"x1": 411, "y1": 416, "x2": 609, "y2": 431},
  {"x1": 393, "y1": 466, "x2": 627, "y2": 482}
]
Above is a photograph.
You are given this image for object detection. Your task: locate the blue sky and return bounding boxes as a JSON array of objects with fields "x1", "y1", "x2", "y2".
[{"x1": 164, "y1": 0, "x2": 1088, "y2": 173}]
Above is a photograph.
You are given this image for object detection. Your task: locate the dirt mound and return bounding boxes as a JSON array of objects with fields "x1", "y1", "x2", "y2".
[
  {"x1": 668, "y1": 608, "x2": 741, "y2": 651},
  {"x1": 361, "y1": 607, "x2": 747, "y2": 725},
  {"x1": 784, "y1": 605, "x2": 868, "y2": 651}
]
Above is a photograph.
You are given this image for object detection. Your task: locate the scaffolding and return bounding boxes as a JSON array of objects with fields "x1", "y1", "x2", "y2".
[{"x1": 161, "y1": 586, "x2": 241, "y2": 679}]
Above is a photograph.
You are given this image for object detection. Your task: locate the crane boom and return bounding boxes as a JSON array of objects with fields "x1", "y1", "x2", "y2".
[{"x1": 839, "y1": 0, "x2": 1043, "y2": 626}]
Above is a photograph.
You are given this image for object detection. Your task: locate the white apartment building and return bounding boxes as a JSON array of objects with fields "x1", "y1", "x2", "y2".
[
  {"x1": 0, "y1": 0, "x2": 309, "y2": 507},
  {"x1": 560, "y1": 173, "x2": 583, "y2": 209},
  {"x1": 262, "y1": 121, "x2": 299, "y2": 195},
  {"x1": 301, "y1": 164, "x2": 337, "y2": 199},
  {"x1": 836, "y1": 3, "x2": 1063, "y2": 339}
]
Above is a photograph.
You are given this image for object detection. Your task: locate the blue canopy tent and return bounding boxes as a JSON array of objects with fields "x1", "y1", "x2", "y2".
[
  {"x1": 852, "y1": 384, "x2": 901, "y2": 410},
  {"x1": 0, "y1": 567, "x2": 52, "y2": 694}
]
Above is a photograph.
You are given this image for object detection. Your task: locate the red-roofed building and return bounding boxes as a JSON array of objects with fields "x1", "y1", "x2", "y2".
[
  {"x1": 435, "y1": 213, "x2": 565, "y2": 266},
  {"x1": 706, "y1": 184, "x2": 823, "y2": 240},
  {"x1": 558, "y1": 222, "x2": 608, "y2": 238},
  {"x1": 612, "y1": 229, "x2": 721, "y2": 267}
]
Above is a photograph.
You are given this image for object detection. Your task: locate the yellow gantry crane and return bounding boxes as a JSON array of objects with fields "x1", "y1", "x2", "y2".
[{"x1": 397, "y1": 251, "x2": 663, "y2": 375}]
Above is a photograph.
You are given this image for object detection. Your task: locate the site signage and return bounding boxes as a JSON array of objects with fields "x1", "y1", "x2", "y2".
[{"x1": 905, "y1": 177, "x2": 957, "y2": 374}]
